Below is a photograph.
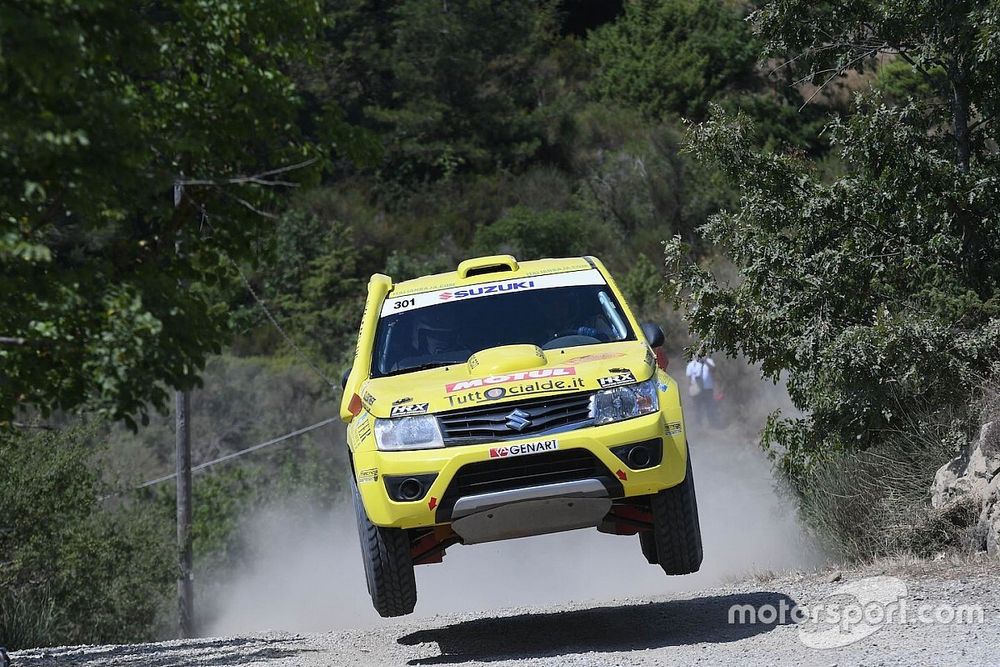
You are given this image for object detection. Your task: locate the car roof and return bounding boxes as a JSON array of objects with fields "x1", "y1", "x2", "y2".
[{"x1": 389, "y1": 256, "x2": 597, "y2": 297}]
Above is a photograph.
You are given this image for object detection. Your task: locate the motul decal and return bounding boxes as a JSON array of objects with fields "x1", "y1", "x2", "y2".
[
  {"x1": 446, "y1": 367, "x2": 575, "y2": 393},
  {"x1": 488, "y1": 439, "x2": 558, "y2": 459}
]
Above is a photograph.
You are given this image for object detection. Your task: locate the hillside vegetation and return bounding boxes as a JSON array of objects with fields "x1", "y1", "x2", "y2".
[{"x1": 2, "y1": 0, "x2": 999, "y2": 648}]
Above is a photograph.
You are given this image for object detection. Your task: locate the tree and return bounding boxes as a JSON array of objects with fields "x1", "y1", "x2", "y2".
[
  {"x1": 666, "y1": 102, "x2": 1000, "y2": 483},
  {"x1": 750, "y1": 0, "x2": 1000, "y2": 171},
  {"x1": 364, "y1": 0, "x2": 550, "y2": 185},
  {"x1": 0, "y1": 1, "x2": 337, "y2": 426},
  {"x1": 665, "y1": 0, "x2": 1000, "y2": 485},
  {"x1": 587, "y1": 0, "x2": 758, "y2": 120}
]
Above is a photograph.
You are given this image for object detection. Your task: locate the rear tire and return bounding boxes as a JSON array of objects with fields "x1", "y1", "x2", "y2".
[
  {"x1": 650, "y1": 451, "x2": 703, "y2": 575},
  {"x1": 351, "y1": 479, "x2": 417, "y2": 617}
]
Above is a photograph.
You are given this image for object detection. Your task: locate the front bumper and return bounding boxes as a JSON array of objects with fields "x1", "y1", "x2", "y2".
[{"x1": 353, "y1": 410, "x2": 687, "y2": 529}]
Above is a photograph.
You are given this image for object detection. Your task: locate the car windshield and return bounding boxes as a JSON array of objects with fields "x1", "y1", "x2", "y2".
[{"x1": 372, "y1": 276, "x2": 634, "y2": 377}]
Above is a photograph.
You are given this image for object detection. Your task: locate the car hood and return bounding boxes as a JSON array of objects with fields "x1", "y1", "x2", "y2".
[{"x1": 359, "y1": 340, "x2": 656, "y2": 418}]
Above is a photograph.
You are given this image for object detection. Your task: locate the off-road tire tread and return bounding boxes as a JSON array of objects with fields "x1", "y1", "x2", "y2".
[
  {"x1": 650, "y1": 453, "x2": 703, "y2": 575},
  {"x1": 352, "y1": 481, "x2": 417, "y2": 617},
  {"x1": 639, "y1": 530, "x2": 659, "y2": 564}
]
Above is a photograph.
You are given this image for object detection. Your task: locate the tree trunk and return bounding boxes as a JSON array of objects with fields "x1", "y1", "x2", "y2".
[{"x1": 948, "y1": 68, "x2": 972, "y2": 172}]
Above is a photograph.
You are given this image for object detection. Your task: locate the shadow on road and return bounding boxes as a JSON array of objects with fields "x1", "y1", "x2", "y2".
[{"x1": 398, "y1": 591, "x2": 797, "y2": 665}]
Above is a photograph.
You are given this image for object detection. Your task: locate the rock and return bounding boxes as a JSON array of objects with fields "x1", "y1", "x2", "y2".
[
  {"x1": 984, "y1": 494, "x2": 1000, "y2": 558},
  {"x1": 827, "y1": 571, "x2": 842, "y2": 583},
  {"x1": 932, "y1": 421, "x2": 1000, "y2": 557},
  {"x1": 932, "y1": 452, "x2": 969, "y2": 509}
]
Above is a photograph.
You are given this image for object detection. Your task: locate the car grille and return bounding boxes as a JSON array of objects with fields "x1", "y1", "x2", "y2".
[
  {"x1": 437, "y1": 391, "x2": 594, "y2": 445},
  {"x1": 436, "y1": 448, "x2": 622, "y2": 521}
]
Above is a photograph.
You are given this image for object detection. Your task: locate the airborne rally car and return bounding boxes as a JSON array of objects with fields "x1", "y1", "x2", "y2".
[{"x1": 340, "y1": 255, "x2": 702, "y2": 617}]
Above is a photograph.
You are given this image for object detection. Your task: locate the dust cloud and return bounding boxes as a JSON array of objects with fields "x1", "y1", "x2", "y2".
[{"x1": 203, "y1": 376, "x2": 826, "y2": 636}]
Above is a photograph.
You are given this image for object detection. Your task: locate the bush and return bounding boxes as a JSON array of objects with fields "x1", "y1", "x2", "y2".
[
  {"x1": 0, "y1": 424, "x2": 173, "y2": 649},
  {"x1": 798, "y1": 415, "x2": 968, "y2": 560},
  {"x1": 472, "y1": 206, "x2": 617, "y2": 260}
]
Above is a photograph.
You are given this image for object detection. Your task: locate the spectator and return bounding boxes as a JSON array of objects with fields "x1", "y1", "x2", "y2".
[{"x1": 685, "y1": 355, "x2": 717, "y2": 427}]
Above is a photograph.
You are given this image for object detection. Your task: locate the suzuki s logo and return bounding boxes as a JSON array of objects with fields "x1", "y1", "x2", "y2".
[{"x1": 505, "y1": 408, "x2": 532, "y2": 432}]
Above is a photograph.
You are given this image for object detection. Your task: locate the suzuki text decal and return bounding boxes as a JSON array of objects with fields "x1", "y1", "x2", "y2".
[
  {"x1": 446, "y1": 367, "x2": 575, "y2": 393},
  {"x1": 379, "y1": 268, "x2": 607, "y2": 316},
  {"x1": 489, "y1": 439, "x2": 558, "y2": 459},
  {"x1": 438, "y1": 280, "x2": 534, "y2": 301}
]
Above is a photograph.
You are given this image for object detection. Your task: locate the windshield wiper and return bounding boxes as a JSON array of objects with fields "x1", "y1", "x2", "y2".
[{"x1": 384, "y1": 360, "x2": 466, "y2": 377}]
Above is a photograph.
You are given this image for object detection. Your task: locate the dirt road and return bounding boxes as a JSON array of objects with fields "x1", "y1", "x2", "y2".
[{"x1": 11, "y1": 558, "x2": 1000, "y2": 666}]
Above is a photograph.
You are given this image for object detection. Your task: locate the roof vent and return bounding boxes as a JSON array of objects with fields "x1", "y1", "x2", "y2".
[{"x1": 457, "y1": 255, "x2": 519, "y2": 279}]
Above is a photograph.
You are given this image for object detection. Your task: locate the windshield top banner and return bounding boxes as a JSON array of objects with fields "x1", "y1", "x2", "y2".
[{"x1": 379, "y1": 268, "x2": 607, "y2": 317}]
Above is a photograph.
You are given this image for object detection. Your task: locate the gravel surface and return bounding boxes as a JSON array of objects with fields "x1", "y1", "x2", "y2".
[{"x1": 11, "y1": 557, "x2": 1000, "y2": 666}]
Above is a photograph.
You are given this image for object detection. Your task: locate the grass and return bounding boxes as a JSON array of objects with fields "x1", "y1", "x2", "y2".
[{"x1": 0, "y1": 586, "x2": 60, "y2": 651}]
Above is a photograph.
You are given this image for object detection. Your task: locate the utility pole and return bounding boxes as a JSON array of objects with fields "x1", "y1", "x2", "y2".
[
  {"x1": 174, "y1": 181, "x2": 195, "y2": 638},
  {"x1": 176, "y1": 389, "x2": 194, "y2": 637}
]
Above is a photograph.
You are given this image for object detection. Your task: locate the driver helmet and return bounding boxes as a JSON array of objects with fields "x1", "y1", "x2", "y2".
[{"x1": 412, "y1": 308, "x2": 458, "y2": 355}]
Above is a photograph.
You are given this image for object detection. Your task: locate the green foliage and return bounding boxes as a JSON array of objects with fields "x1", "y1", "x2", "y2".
[
  {"x1": 667, "y1": 103, "x2": 1000, "y2": 484},
  {"x1": 0, "y1": 0, "x2": 336, "y2": 426},
  {"x1": 872, "y1": 59, "x2": 947, "y2": 106},
  {"x1": 619, "y1": 253, "x2": 663, "y2": 316},
  {"x1": 258, "y1": 201, "x2": 365, "y2": 367},
  {"x1": 472, "y1": 206, "x2": 615, "y2": 259},
  {"x1": 750, "y1": 0, "x2": 1000, "y2": 169},
  {"x1": 717, "y1": 91, "x2": 831, "y2": 155},
  {"x1": 362, "y1": 0, "x2": 550, "y2": 185},
  {"x1": 0, "y1": 424, "x2": 173, "y2": 649},
  {"x1": 587, "y1": 0, "x2": 758, "y2": 120}
]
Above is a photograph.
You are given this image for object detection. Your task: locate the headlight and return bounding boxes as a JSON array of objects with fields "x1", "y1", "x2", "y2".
[
  {"x1": 374, "y1": 415, "x2": 444, "y2": 451},
  {"x1": 591, "y1": 378, "x2": 659, "y2": 425}
]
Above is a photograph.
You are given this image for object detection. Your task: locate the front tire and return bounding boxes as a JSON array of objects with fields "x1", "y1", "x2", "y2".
[
  {"x1": 650, "y1": 451, "x2": 703, "y2": 575},
  {"x1": 351, "y1": 479, "x2": 417, "y2": 617}
]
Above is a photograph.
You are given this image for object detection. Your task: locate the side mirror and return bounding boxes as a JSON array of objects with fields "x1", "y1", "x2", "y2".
[
  {"x1": 641, "y1": 322, "x2": 665, "y2": 348},
  {"x1": 341, "y1": 368, "x2": 351, "y2": 390}
]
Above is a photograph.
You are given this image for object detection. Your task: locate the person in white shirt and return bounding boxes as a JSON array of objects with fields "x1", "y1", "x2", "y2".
[{"x1": 685, "y1": 355, "x2": 717, "y2": 426}]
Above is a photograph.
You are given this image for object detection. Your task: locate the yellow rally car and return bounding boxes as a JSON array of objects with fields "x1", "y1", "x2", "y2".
[{"x1": 340, "y1": 255, "x2": 702, "y2": 617}]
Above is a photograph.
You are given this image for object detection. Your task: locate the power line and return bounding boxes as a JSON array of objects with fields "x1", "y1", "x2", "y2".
[
  {"x1": 137, "y1": 416, "x2": 339, "y2": 489},
  {"x1": 198, "y1": 207, "x2": 339, "y2": 389}
]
